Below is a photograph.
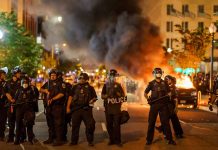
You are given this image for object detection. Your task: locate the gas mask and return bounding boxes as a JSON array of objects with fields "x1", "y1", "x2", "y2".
[
  {"x1": 155, "y1": 73, "x2": 162, "y2": 78},
  {"x1": 22, "y1": 83, "x2": 29, "y2": 89},
  {"x1": 109, "y1": 76, "x2": 115, "y2": 83}
]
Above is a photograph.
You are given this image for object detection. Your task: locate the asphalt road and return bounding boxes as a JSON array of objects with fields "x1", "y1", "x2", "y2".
[{"x1": 1, "y1": 98, "x2": 218, "y2": 150}]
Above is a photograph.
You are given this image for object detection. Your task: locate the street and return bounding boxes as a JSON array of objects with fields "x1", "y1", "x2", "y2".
[{"x1": 1, "y1": 96, "x2": 218, "y2": 150}]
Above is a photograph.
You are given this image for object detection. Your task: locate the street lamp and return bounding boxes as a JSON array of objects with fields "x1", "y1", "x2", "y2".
[
  {"x1": 0, "y1": 30, "x2": 4, "y2": 40},
  {"x1": 209, "y1": 23, "x2": 217, "y2": 92}
]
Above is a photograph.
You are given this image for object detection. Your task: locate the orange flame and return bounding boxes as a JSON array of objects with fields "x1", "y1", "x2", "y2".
[{"x1": 176, "y1": 75, "x2": 194, "y2": 89}]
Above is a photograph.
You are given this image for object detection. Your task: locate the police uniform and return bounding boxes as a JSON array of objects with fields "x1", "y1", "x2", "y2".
[
  {"x1": 14, "y1": 85, "x2": 36, "y2": 144},
  {"x1": 41, "y1": 79, "x2": 65, "y2": 145},
  {"x1": 57, "y1": 76, "x2": 72, "y2": 142},
  {"x1": 5, "y1": 78, "x2": 21, "y2": 142},
  {"x1": 0, "y1": 79, "x2": 8, "y2": 141},
  {"x1": 168, "y1": 82, "x2": 183, "y2": 137},
  {"x1": 145, "y1": 79, "x2": 173, "y2": 144},
  {"x1": 70, "y1": 82, "x2": 97, "y2": 145},
  {"x1": 101, "y1": 81, "x2": 125, "y2": 145}
]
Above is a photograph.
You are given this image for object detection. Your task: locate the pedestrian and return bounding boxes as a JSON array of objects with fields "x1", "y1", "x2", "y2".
[
  {"x1": 66, "y1": 73, "x2": 97, "y2": 146},
  {"x1": 144, "y1": 68, "x2": 176, "y2": 145},
  {"x1": 14, "y1": 77, "x2": 37, "y2": 145},
  {"x1": 156, "y1": 75, "x2": 184, "y2": 138},
  {"x1": 101, "y1": 69, "x2": 125, "y2": 147},
  {"x1": 5, "y1": 66, "x2": 24, "y2": 143},
  {"x1": 40, "y1": 69, "x2": 66, "y2": 146},
  {"x1": 0, "y1": 67, "x2": 8, "y2": 141}
]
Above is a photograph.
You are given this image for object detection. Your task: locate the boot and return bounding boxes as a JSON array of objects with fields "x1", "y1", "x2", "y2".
[{"x1": 43, "y1": 139, "x2": 53, "y2": 144}]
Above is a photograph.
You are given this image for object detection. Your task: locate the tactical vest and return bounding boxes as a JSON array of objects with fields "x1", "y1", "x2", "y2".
[
  {"x1": 7, "y1": 79, "x2": 21, "y2": 97},
  {"x1": 73, "y1": 83, "x2": 90, "y2": 106},
  {"x1": 0, "y1": 80, "x2": 7, "y2": 103},
  {"x1": 106, "y1": 82, "x2": 121, "y2": 98},
  {"x1": 16, "y1": 87, "x2": 33, "y2": 104},
  {"x1": 150, "y1": 80, "x2": 168, "y2": 100}
]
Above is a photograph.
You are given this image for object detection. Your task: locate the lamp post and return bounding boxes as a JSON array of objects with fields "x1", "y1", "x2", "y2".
[
  {"x1": 209, "y1": 23, "x2": 217, "y2": 92},
  {"x1": 0, "y1": 30, "x2": 4, "y2": 40}
]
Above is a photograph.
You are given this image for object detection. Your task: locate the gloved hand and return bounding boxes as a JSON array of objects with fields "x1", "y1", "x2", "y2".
[
  {"x1": 147, "y1": 97, "x2": 152, "y2": 105},
  {"x1": 209, "y1": 105, "x2": 213, "y2": 111}
]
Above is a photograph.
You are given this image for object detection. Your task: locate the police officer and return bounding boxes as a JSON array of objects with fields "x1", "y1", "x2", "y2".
[
  {"x1": 66, "y1": 73, "x2": 97, "y2": 146},
  {"x1": 0, "y1": 67, "x2": 8, "y2": 141},
  {"x1": 101, "y1": 69, "x2": 125, "y2": 147},
  {"x1": 5, "y1": 66, "x2": 23, "y2": 143},
  {"x1": 14, "y1": 77, "x2": 37, "y2": 145},
  {"x1": 57, "y1": 70, "x2": 72, "y2": 142},
  {"x1": 144, "y1": 68, "x2": 176, "y2": 145},
  {"x1": 156, "y1": 75, "x2": 183, "y2": 138},
  {"x1": 40, "y1": 69, "x2": 66, "y2": 146},
  {"x1": 209, "y1": 74, "x2": 218, "y2": 111}
]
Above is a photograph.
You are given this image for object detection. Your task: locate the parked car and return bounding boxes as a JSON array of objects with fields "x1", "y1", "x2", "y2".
[{"x1": 177, "y1": 87, "x2": 198, "y2": 109}]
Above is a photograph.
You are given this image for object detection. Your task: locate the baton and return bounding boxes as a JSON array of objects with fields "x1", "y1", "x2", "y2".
[{"x1": 149, "y1": 95, "x2": 170, "y2": 104}]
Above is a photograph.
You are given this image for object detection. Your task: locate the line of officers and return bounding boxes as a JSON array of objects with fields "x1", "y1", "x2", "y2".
[
  {"x1": 0, "y1": 66, "x2": 184, "y2": 147},
  {"x1": 0, "y1": 67, "x2": 127, "y2": 147}
]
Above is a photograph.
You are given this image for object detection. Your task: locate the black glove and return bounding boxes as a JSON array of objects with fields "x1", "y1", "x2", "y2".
[
  {"x1": 147, "y1": 97, "x2": 152, "y2": 105},
  {"x1": 209, "y1": 105, "x2": 213, "y2": 111}
]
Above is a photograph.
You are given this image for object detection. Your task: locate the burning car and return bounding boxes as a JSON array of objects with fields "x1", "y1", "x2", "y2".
[{"x1": 176, "y1": 76, "x2": 198, "y2": 109}]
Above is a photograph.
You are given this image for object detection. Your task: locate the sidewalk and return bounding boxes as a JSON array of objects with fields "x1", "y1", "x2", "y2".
[{"x1": 199, "y1": 94, "x2": 218, "y2": 114}]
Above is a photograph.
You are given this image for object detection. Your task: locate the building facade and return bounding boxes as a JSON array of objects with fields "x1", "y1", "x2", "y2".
[
  {"x1": 143, "y1": 0, "x2": 218, "y2": 73},
  {"x1": 0, "y1": 0, "x2": 39, "y2": 36}
]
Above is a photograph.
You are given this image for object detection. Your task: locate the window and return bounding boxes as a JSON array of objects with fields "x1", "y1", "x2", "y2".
[
  {"x1": 214, "y1": 5, "x2": 218, "y2": 14},
  {"x1": 166, "y1": 38, "x2": 170, "y2": 48},
  {"x1": 182, "y1": 22, "x2": 189, "y2": 31},
  {"x1": 198, "y1": 5, "x2": 204, "y2": 13},
  {"x1": 167, "y1": 4, "x2": 173, "y2": 15},
  {"x1": 182, "y1": 4, "x2": 189, "y2": 14},
  {"x1": 166, "y1": 38, "x2": 174, "y2": 48},
  {"x1": 198, "y1": 22, "x2": 204, "y2": 31},
  {"x1": 171, "y1": 38, "x2": 173, "y2": 48},
  {"x1": 166, "y1": 21, "x2": 173, "y2": 32}
]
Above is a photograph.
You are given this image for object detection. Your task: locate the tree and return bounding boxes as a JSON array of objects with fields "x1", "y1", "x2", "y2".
[
  {"x1": 168, "y1": 25, "x2": 211, "y2": 70},
  {"x1": 0, "y1": 12, "x2": 42, "y2": 77}
]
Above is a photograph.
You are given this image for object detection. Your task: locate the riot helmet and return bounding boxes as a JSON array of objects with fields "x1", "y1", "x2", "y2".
[
  {"x1": 153, "y1": 68, "x2": 163, "y2": 79},
  {"x1": 0, "y1": 67, "x2": 8, "y2": 80},
  {"x1": 108, "y1": 69, "x2": 118, "y2": 83},
  {"x1": 12, "y1": 66, "x2": 22, "y2": 79},
  {"x1": 49, "y1": 69, "x2": 57, "y2": 81},
  {"x1": 78, "y1": 73, "x2": 89, "y2": 84},
  {"x1": 21, "y1": 77, "x2": 30, "y2": 89}
]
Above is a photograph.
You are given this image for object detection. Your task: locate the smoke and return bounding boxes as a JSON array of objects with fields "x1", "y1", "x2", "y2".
[{"x1": 37, "y1": 0, "x2": 168, "y2": 80}]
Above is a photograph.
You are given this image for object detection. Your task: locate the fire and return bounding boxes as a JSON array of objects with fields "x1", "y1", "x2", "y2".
[{"x1": 176, "y1": 75, "x2": 194, "y2": 89}]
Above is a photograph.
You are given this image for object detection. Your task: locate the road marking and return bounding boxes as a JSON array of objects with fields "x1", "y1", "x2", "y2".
[
  {"x1": 38, "y1": 140, "x2": 55, "y2": 150},
  {"x1": 20, "y1": 144, "x2": 25, "y2": 150},
  {"x1": 101, "y1": 122, "x2": 107, "y2": 132},
  {"x1": 180, "y1": 120, "x2": 212, "y2": 131},
  {"x1": 179, "y1": 120, "x2": 187, "y2": 124},
  {"x1": 36, "y1": 111, "x2": 44, "y2": 117}
]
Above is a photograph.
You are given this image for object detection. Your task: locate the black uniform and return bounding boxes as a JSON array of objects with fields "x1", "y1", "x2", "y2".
[
  {"x1": 42, "y1": 80, "x2": 65, "y2": 143},
  {"x1": 14, "y1": 86, "x2": 36, "y2": 143},
  {"x1": 5, "y1": 78, "x2": 21, "y2": 141},
  {"x1": 60, "y1": 80, "x2": 72, "y2": 141},
  {"x1": 158, "y1": 83, "x2": 183, "y2": 137},
  {"x1": 101, "y1": 82, "x2": 125, "y2": 144},
  {"x1": 70, "y1": 82, "x2": 97, "y2": 145},
  {"x1": 144, "y1": 79, "x2": 173, "y2": 143},
  {"x1": 0, "y1": 80, "x2": 8, "y2": 140}
]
